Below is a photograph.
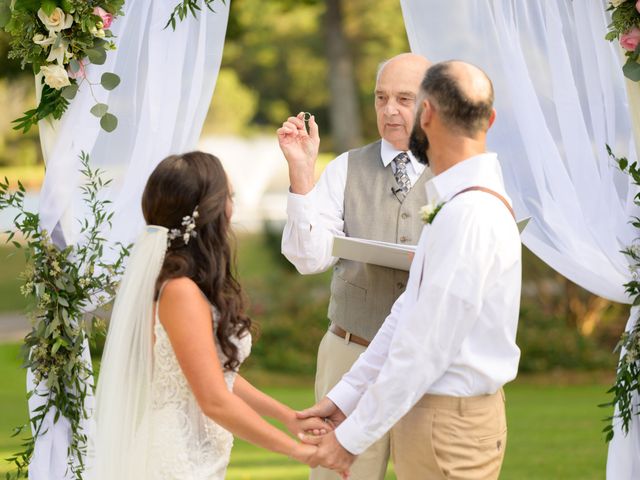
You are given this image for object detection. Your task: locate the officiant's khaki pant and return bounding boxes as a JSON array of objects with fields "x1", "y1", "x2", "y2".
[
  {"x1": 391, "y1": 389, "x2": 507, "y2": 480},
  {"x1": 310, "y1": 330, "x2": 391, "y2": 480}
]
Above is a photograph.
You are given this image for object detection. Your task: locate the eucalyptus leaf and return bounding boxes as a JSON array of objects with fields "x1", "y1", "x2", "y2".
[
  {"x1": 90, "y1": 103, "x2": 109, "y2": 118},
  {"x1": 61, "y1": 84, "x2": 78, "y2": 100},
  {"x1": 623, "y1": 59, "x2": 640, "y2": 82},
  {"x1": 100, "y1": 72, "x2": 121, "y2": 91},
  {"x1": 100, "y1": 113, "x2": 118, "y2": 132},
  {"x1": 69, "y1": 59, "x2": 81, "y2": 74},
  {"x1": 86, "y1": 48, "x2": 107, "y2": 66}
]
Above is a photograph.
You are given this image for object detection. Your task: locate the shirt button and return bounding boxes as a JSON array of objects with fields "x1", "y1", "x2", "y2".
[
  {"x1": 401, "y1": 212, "x2": 410, "y2": 219},
  {"x1": 396, "y1": 282, "x2": 405, "y2": 289},
  {"x1": 400, "y1": 236, "x2": 409, "y2": 243}
]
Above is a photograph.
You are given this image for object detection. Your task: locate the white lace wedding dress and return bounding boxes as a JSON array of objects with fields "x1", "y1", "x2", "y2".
[{"x1": 146, "y1": 298, "x2": 252, "y2": 479}]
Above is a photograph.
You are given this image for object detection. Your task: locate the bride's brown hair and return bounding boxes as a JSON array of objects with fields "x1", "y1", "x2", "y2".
[{"x1": 142, "y1": 151, "x2": 251, "y2": 371}]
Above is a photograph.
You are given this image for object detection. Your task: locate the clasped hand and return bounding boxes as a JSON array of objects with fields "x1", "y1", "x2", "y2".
[{"x1": 295, "y1": 397, "x2": 355, "y2": 479}]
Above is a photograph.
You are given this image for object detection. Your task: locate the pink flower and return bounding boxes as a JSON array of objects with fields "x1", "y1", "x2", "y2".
[
  {"x1": 67, "y1": 60, "x2": 86, "y2": 80},
  {"x1": 93, "y1": 7, "x2": 113, "y2": 29},
  {"x1": 620, "y1": 27, "x2": 640, "y2": 52}
]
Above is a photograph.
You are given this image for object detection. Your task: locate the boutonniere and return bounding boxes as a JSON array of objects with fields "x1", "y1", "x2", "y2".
[{"x1": 419, "y1": 201, "x2": 445, "y2": 224}]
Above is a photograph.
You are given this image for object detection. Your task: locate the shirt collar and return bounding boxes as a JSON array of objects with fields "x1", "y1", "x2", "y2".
[
  {"x1": 425, "y1": 152, "x2": 505, "y2": 204},
  {"x1": 380, "y1": 138, "x2": 425, "y2": 174}
]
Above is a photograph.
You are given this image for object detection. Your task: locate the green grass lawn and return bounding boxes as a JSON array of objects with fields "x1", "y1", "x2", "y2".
[{"x1": 0, "y1": 342, "x2": 613, "y2": 479}]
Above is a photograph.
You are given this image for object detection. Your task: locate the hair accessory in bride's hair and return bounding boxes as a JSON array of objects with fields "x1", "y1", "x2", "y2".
[{"x1": 167, "y1": 205, "x2": 200, "y2": 246}]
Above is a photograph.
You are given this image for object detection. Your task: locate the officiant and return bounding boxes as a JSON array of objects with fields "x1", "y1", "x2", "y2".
[{"x1": 276, "y1": 53, "x2": 432, "y2": 480}]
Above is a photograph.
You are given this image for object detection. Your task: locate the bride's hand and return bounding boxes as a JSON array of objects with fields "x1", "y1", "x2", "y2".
[
  {"x1": 289, "y1": 442, "x2": 319, "y2": 466},
  {"x1": 284, "y1": 411, "x2": 333, "y2": 438}
]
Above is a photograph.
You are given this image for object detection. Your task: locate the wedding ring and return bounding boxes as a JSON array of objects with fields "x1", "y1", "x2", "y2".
[{"x1": 302, "y1": 112, "x2": 312, "y2": 122}]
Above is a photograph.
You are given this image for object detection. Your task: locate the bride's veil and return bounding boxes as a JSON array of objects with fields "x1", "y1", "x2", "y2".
[{"x1": 89, "y1": 225, "x2": 168, "y2": 479}]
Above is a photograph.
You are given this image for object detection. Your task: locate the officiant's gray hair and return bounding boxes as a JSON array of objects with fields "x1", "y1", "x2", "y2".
[{"x1": 420, "y1": 60, "x2": 494, "y2": 136}]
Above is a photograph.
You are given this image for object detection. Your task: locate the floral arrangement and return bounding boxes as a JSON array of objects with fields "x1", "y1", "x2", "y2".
[
  {"x1": 419, "y1": 201, "x2": 444, "y2": 225},
  {"x1": 606, "y1": 0, "x2": 640, "y2": 82},
  {"x1": 602, "y1": 147, "x2": 640, "y2": 441},
  {"x1": 1, "y1": 0, "x2": 125, "y2": 133},
  {"x1": 0, "y1": 153, "x2": 129, "y2": 479}
]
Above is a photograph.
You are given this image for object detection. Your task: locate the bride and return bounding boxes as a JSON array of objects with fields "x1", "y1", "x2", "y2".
[{"x1": 90, "y1": 151, "x2": 327, "y2": 479}]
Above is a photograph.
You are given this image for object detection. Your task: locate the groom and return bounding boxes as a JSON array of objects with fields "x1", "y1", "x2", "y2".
[{"x1": 299, "y1": 60, "x2": 522, "y2": 479}]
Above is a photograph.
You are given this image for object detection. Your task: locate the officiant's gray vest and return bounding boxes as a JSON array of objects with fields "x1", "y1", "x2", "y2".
[{"x1": 328, "y1": 140, "x2": 432, "y2": 342}]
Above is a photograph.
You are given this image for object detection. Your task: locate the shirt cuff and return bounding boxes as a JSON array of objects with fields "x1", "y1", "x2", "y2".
[
  {"x1": 327, "y1": 381, "x2": 362, "y2": 417},
  {"x1": 286, "y1": 190, "x2": 312, "y2": 219},
  {"x1": 334, "y1": 415, "x2": 370, "y2": 455}
]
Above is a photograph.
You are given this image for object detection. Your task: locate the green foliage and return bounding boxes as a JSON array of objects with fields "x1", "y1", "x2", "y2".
[
  {"x1": 204, "y1": 67, "x2": 258, "y2": 135},
  {"x1": 0, "y1": 153, "x2": 129, "y2": 479},
  {"x1": 11, "y1": 82, "x2": 67, "y2": 133},
  {"x1": 517, "y1": 306, "x2": 614, "y2": 373},
  {"x1": 599, "y1": 146, "x2": 640, "y2": 440},
  {"x1": 165, "y1": 0, "x2": 225, "y2": 30},
  {"x1": 215, "y1": 0, "x2": 409, "y2": 144}
]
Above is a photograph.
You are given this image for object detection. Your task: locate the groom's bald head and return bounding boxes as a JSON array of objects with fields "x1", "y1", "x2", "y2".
[{"x1": 419, "y1": 60, "x2": 494, "y2": 136}]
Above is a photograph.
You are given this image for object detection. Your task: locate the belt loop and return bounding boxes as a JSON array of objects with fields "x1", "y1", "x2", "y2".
[
  {"x1": 344, "y1": 332, "x2": 351, "y2": 345},
  {"x1": 459, "y1": 397, "x2": 465, "y2": 416}
]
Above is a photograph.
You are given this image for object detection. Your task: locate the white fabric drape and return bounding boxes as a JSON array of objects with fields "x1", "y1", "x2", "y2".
[
  {"x1": 399, "y1": 0, "x2": 639, "y2": 478},
  {"x1": 30, "y1": 1, "x2": 229, "y2": 478}
]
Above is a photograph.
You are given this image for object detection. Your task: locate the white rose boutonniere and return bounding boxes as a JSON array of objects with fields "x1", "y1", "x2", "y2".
[
  {"x1": 37, "y1": 8, "x2": 74, "y2": 33},
  {"x1": 420, "y1": 201, "x2": 445, "y2": 225}
]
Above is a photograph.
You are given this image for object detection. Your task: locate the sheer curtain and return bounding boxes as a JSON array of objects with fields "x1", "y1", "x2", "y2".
[
  {"x1": 29, "y1": 1, "x2": 229, "y2": 478},
  {"x1": 400, "y1": 1, "x2": 638, "y2": 478}
]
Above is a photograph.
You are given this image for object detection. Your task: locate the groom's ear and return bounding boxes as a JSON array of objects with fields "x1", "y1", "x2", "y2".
[{"x1": 420, "y1": 99, "x2": 434, "y2": 129}]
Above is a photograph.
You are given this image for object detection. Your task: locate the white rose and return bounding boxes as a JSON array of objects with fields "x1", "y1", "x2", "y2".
[
  {"x1": 419, "y1": 203, "x2": 436, "y2": 219},
  {"x1": 40, "y1": 64, "x2": 71, "y2": 89},
  {"x1": 33, "y1": 32, "x2": 56, "y2": 48},
  {"x1": 37, "y1": 7, "x2": 73, "y2": 33}
]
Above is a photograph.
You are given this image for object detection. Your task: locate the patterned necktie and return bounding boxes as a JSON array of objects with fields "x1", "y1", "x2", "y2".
[{"x1": 393, "y1": 152, "x2": 411, "y2": 201}]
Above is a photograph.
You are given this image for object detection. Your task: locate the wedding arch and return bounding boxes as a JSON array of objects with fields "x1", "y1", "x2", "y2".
[{"x1": 1, "y1": 0, "x2": 639, "y2": 478}]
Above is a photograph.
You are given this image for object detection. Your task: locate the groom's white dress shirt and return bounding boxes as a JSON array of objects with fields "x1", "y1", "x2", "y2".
[
  {"x1": 281, "y1": 139, "x2": 425, "y2": 274},
  {"x1": 326, "y1": 153, "x2": 522, "y2": 455}
]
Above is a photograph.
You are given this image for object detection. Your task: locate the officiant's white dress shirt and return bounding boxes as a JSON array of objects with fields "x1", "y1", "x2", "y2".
[
  {"x1": 326, "y1": 153, "x2": 522, "y2": 455},
  {"x1": 281, "y1": 139, "x2": 425, "y2": 274}
]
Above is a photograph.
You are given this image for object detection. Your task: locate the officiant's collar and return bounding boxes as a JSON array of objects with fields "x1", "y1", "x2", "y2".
[
  {"x1": 380, "y1": 138, "x2": 424, "y2": 174},
  {"x1": 425, "y1": 152, "x2": 504, "y2": 204}
]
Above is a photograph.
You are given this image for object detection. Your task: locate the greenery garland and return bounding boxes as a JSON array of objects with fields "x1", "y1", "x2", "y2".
[
  {"x1": 0, "y1": 153, "x2": 129, "y2": 479},
  {"x1": 601, "y1": 1, "x2": 640, "y2": 441}
]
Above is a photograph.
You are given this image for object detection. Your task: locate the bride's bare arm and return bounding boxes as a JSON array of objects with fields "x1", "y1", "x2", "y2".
[
  {"x1": 233, "y1": 375, "x2": 331, "y2": 437},
  {"x1": 158, "y1": 278, "x2": 316, "y2": 464}
]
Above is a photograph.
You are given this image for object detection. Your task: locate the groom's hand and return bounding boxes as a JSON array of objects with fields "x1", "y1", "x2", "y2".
[
  {"x1": 284, "y1": 413, "x2": 333, "y2": 438},
  {"x1": 301, "y1": 431, "x2": 355, "y2": 477},
  {"x1": 297, "y1": 396, "x2": 346, "y2": 430}
]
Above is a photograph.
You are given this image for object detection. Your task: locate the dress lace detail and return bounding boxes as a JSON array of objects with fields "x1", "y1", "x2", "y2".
[{"x1": 147, "y1": 300, "x2": 251, "y2": 480}]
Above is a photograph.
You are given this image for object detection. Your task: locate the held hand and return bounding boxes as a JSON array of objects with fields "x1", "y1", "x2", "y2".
[
  {"x1": 284, "y1": 411, "x2": 333, "y2": 438},
  {"x1": 301, "y1": 431, "x2": 355, "y2": 478},
  {"x1": 297, "y1": 397, "x2": 346, "y2": 429},
  {"x1": 276, "y1": 112, "x2": 320, "y2": 195}
]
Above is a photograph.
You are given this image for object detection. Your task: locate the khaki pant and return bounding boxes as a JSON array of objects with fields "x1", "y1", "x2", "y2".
[
  {"x1": 310, "y1": 330, "x2": 391, "y2": 480},
  {"x1": 391, "y1": 390, "x2": 507, "y2": 480}
]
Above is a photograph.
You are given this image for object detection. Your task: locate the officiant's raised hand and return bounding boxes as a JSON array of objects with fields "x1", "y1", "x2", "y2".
[{"x1": 277, "y1": 112, "x2": 320, "y2": 195}]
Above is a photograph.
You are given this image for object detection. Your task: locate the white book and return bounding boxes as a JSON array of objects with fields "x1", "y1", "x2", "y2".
[{"x1": 331, "y1": 216, "x2": 531, "y2": 272}]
